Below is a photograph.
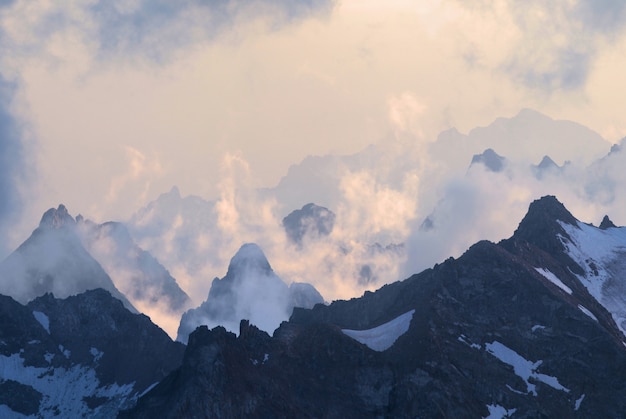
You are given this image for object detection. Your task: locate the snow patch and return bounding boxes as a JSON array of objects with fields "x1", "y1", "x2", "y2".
[
  {"x1": 485, "y1": 341, "x2": 569, "y2": 396},
  {"x1": 458, "y1": 334, "x2": 481, "y2": 349},
  {"x1": 484, "y1": 404, "x2": 517, "y2": 419},
  {"x1": 90, "y1": 347, "x2": 104, "y2": 363},
  {"x1": 32, "y1": 311, "x2": 50, "y2": 334},
  {"x1": 577, "y1": 305, "x2": 598, "y2": 321},
  {"x1": 535, "y1": 268, "x2": 572, "y2": 294},
  {"x1": 342, "y1": 310, "x2": 415, "y2": 352},
  {"x1": 559, "y1": 221, "x2": 626, "y2": 337},
  {"x1": 58, "y1": 345, "x2": 71, "y2": 359},
  {"x1": 575, "y1": 393, "x2": 585, "y2": 411},
  {"x1": 138, "y1": 382, "x2": 159, "y2": 398},
  {"x1": 0, "y1": 353, "x2": 135, "y2": 418},
  {"x1": 505, "y1": 384, "x2": 525, "y2": 395}
]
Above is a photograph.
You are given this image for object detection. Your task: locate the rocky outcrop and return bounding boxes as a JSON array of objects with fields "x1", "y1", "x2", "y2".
[
  {"x1": 282, "y1": 203, "x2": 336, "y2": 246},
  {"x1": 0, "y1": 289, "x2": 185, "y2": 417}
]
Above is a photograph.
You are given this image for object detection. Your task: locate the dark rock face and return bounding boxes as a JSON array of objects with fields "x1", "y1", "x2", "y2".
[
  {"x1": 600, "y1": 215, "x2": 617, "y2": 230},
  {"x1": 282, "y1": 203, "x2": 336, "y2": 245},
  {"x1": 126, "y1": 196, "x2": 626, "y2": 418},
  {"x1": 0, "y1": 289, "x2": 185, "y2": 417},
  {"x1": 0, "y1": 379, "x2": 42, "y2": 416},
  {"x1": 502, "y1": 195, "x2": 583, "y2": 275},
  {"x1": 122, "y1": 320, "x2": 388, "y2": 419},
  {"x1": 27, "y1": 289, "x2": 185, "y2": 389}
]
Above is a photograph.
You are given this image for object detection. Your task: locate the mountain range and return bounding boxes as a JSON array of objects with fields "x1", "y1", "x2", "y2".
[
  {"x1": 122, "y1": 195, "x2": 626, "y2": 417},
  {"x1": 1, "y1": 195, "x2": 626, "y2": 417},
  {"x1": 2, "y1": 109, "x2": 626, "y2": 417}
]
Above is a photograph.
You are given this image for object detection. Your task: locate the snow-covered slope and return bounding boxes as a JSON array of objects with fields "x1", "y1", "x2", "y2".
[
  {"x1": 558, "y1": 220, "x2": 626, "y2": 336},
  {"x1": 0, "y1": 352, "x2": 135, "y2": 418}
]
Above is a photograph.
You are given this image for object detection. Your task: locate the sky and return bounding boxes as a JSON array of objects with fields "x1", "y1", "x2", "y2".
[{"x1": 1, "y1": 0, "x2": 626, "y2": 336}]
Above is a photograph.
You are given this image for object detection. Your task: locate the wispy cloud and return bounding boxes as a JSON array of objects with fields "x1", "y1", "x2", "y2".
[{"x1": 0, "y1": 78, "x2": 24, "y2": 258}]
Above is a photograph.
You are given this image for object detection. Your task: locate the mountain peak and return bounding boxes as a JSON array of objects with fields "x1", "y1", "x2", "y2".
[
  {"x1": 505, "y1": 196, "x2": 579, "y2": 262},
  {"x1": 514, "y1": 196, "x2": 578, "y2": 235},
  {"x1": 227, "y1": 243, "x2": 272, "y2": 276},
  {"x1": 470, "y1": 148, "x2": 505, "y2": 172},
  {"x1": 39, "y1": 204, "x2": 75, "y2": 229},
  {"x1": 600, "y1": 215, "x2": 617, "y2": 230},
  {"x1": 537, "y1": 155, "x2": 558, "y2": 170},
  {"x1": 282, "y1": 203, "x2": 336, "y2": 245}
]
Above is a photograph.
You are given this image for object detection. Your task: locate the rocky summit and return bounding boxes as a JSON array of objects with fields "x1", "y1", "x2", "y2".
[
  {"x1": 177, "y1": 243, "x2": 324, "y2": 343},
  {"x1": 122, "y1": 196, "x2": 626, "y2": 418}
]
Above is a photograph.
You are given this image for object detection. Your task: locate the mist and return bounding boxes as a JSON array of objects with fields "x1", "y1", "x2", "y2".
[{"x1": 0, "y1": 78, "x2": 24, "y2": 259}]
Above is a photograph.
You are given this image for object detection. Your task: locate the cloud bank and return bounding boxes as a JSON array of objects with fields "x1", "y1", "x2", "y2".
[{"x1": 0, "y1": 78, "x2": 24, "y2": 258}]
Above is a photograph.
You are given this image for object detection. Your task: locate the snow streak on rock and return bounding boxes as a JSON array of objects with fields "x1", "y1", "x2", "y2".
[
  {"x1": 534, "y1": 268, "x2": 572, "y2": 294},
  {"x1": 32, "y1": 311, "x2": 50, "y2": 334},
  {"x1": 485, "y1": 341, "x2": 569, "y2": 396}
]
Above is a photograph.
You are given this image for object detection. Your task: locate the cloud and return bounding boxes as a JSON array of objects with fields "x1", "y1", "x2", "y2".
[
  {"x1": 497, "y1": 0, "x2": 626, "y2": 91},
  {"x1": 104, "y1": 146, "x2": 163, "y2": 217},
  {"x1": 1, "y1": 0, "x2": 335, "y2": 62},
  {"x1": 0, "y1": 78, "x2": 24, "y2": 258},
  {"x1": 387, "y1": 92, "x2": 426, "y2": 137},
  {"x1": 575, "y1": 0, "x2": 626, "y2": 35}
]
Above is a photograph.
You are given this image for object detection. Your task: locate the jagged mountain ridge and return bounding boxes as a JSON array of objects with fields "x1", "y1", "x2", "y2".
[
  {"x1": 0, "y1": 289, "x2": 184, "y2": 418},
  {"x1": 124, "y1": 196, "x2": 626, "y2": 418}
]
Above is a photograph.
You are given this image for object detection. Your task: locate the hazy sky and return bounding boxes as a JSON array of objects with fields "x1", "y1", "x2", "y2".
[{"x1": 2, "y1": 0, "x2": 626, "y2": 253}]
